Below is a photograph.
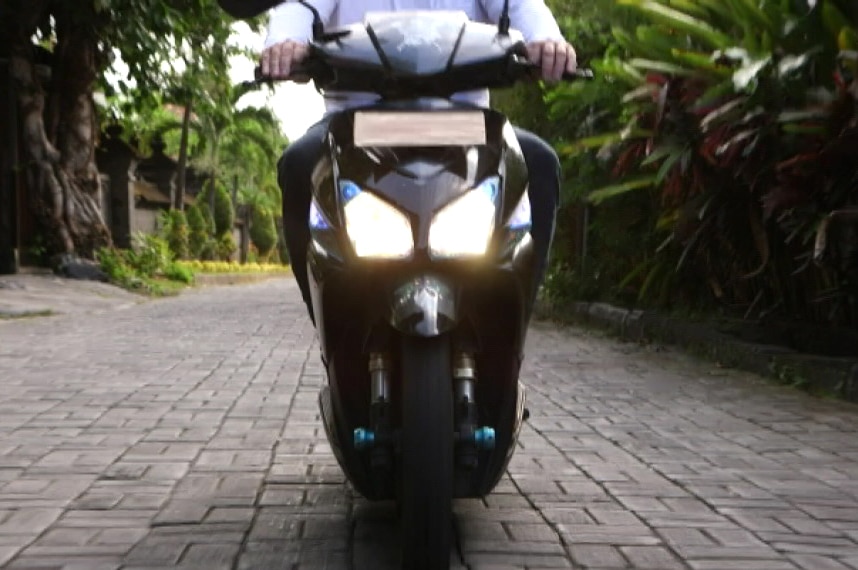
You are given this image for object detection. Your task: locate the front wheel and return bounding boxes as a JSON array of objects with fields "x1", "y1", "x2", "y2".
[{"x1": 399, "y1": 335, "x2": 454, "y2": 570}]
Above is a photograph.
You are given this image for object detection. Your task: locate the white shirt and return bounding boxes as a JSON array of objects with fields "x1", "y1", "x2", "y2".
[{"x1": 265, "y1": 0, "x2": 565, "y2": 113}]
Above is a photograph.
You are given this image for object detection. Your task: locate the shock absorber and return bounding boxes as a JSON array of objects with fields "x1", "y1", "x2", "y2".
[
  {"x1": 453, "y1": 352, "x2": 494, "y2": 468},
  {"x1": 354, "y1": 353, "x2": 394, "y2": 472},
  {"x1": 370, "y1": 352, "x2": 390, "y2": 406},
  {"x1": 353, "y1": 353, "x2": 390, "y2": 450}
]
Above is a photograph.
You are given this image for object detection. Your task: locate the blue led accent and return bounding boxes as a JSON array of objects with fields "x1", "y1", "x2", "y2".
[
  {"x1": 339, "y1": 180, "x2": 361, "y2": 203},
  {"x1": 353, "y1": 428, "x2": 375, "y2": 450},
  {"x1": 477, "y1": 177, "x2": 500, "y2": 202},
  {"x1": 309, "y1": 200, "x2": 331, "y2": 230},
  {"x1": 473, "y1": 426, "x2": 496, "y2": 450}
]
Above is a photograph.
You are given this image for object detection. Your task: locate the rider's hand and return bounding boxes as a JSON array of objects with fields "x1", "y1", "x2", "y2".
[
  {"x1": 527, "y1": 40, "x2": 577, "y2": 83},
  {"x1": 260, "y1": 40, "x2": 310, "y2": 81}
]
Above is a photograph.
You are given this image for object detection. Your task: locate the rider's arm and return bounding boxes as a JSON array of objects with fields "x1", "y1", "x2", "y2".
[
  {"x1": 478, "y1": 0, "x2": 564, "y2": 42},
  {"x1": 479, "y1": 0, "x2": 575, "y2": 81},
  {"x1": 265, "y1": 0, "x2": 338, "y2": 46},
  {"x1": 262, "y1": 0, "x2": 338, "y2": 78}
]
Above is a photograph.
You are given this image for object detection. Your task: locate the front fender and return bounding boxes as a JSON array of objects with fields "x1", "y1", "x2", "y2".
[{"x1": 390, "y1": 275, "x2": 457, "y2": 337}]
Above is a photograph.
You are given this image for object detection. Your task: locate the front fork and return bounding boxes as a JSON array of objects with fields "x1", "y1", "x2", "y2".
[
  {"x1": 354, "y1": 349, "x2": 495, "y2": 469},
  {"x1": 353, "y1": 274, "x2": 494, "y2": 466}
]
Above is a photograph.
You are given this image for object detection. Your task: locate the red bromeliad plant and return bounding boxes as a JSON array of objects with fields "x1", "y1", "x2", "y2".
[{"x1": 571, "y1": 0, "x2": 858, "y2": 326}]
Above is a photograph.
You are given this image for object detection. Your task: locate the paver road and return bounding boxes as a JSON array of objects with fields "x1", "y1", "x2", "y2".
[{"x1": 0, "y1": 278, "x2": 857, "y2": 569}]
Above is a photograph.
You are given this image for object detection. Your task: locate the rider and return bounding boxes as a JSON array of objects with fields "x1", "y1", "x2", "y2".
[{"x1": 219, "y1": 0, "x2": 577, "y2": 323}]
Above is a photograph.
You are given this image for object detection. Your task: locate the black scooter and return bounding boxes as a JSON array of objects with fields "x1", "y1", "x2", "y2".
[{"x1": 260, "y1": 2, "x2": 587, "y2": 568}]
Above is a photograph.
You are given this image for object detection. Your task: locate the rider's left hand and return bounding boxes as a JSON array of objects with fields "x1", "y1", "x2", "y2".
[{"x1": 527, "y1": 40, "x2": 577, "y2": 82}]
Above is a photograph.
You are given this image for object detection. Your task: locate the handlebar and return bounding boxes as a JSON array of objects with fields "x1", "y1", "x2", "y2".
[
  {"x1": 564, "y1": 68, "x2": 594, "y2": 81},
  {"x1": 253, "y1": 64, "x2": 594, "y2": 84}
]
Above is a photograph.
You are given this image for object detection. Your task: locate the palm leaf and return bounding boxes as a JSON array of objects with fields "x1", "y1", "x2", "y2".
[
  {"x1": 618, "y1": 0, "x2": 733, "y2": 49},
  {"x1": 587, "y1": 176, "x2": 657, "y2": 204}
]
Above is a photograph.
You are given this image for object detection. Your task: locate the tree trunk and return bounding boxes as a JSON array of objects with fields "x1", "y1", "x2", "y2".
[
  {"x1": 7, "y1": 1, "x2": 110, "y2": 259},
  {"x1": 174, "y1": 98, "x2": 193, "y2": 211}
]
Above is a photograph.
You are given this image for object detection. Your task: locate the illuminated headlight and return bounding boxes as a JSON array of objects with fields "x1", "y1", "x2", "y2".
[
  {"x1": 429, "y1": 177, "x2": 499, "y2": 258},
  {"x1": 341, "y1": 181, "x2": 413, "y2": 259}
]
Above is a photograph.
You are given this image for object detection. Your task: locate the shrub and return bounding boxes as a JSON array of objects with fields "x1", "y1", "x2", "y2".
[
  {"x1": 127, "y1": 233, "x2": 173, "y2": 277},
  {"x1": 186, "y1": 204, "x2": 208, "y2": 259},
  {"x1": 96, "y1": 247, "x2": 141, "y2": 289},
  {"x1": 196, "y1": 202, "x2": 216, "y2": 236},
  {"x1": 216, "y1": 232, "x2": 237, "y2": 261},
  {"x1": 561, "y1": 0, "x2": 858, "y2": 325},
  {"x1": 198, "y1": 180, "x2": 235, "y2": 236},
  {"x1": 249, "y1": 205, "x2": 278, "y2": 260},
  {"x1": 159, "y1": 210, "x2": 190, "y2": 260},
  {"x1": 164, "y1": 261, "x2": 195, "y2": 284}
]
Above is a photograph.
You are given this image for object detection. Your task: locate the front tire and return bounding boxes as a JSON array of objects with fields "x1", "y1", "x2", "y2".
[{"x1": 399, "y1": 335, "x2": 454, "y2": 570}]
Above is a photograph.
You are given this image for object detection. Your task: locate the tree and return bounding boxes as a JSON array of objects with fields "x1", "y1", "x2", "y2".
[
  {"x1": 0, "y1": 0, "x2": 247, "y2": 258},
  {"x1": 140, "y1": 88, "x2": 287, "y2": 262}
]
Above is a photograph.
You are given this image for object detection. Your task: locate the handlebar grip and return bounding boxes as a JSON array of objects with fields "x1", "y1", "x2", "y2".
[
  {"x1": 253, "y1": 63, "x2": 312, "y2": 84},
  {"x1": 513, "y1": 57, "x2": 595, "y2": 82},
  {"x1": 563, "y1": 68, "x2": 595, "y2": 81}
]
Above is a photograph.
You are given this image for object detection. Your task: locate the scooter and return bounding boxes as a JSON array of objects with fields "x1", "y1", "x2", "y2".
[{"x1": 260, "y1": 2, "x2": 587, "y2": 568}]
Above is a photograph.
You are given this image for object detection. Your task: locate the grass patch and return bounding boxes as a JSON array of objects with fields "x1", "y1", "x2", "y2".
[{"x1": 0, "y1": 309, "x2": 56, "y2": 320}]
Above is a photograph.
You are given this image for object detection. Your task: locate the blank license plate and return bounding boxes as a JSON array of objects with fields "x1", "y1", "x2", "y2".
[{"x1": 353, "y1": 111, "x2": 486, "y2": 147}]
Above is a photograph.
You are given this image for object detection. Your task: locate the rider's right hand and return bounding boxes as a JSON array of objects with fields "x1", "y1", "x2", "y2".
[{"x1": 260, "y1": 40, "x2": 310, "y2": 81}]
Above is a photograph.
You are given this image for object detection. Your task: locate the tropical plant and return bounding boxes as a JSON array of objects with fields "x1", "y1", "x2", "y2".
[{"x1": 562, "y1": 0, "x2": 858, "y2": 325}]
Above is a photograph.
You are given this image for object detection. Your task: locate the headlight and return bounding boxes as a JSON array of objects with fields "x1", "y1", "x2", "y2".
[
  {"x1": 341, "y1": 181, "x2": 413, "y2": 259},
  {"x1": 429, "y1": 177, "x2": 499, "y2": 258}
]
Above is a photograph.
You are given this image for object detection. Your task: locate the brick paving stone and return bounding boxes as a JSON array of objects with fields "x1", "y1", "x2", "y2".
[
  {"x1": 567, "y1": 544, "x2": 628, "y2": 568},
  {"x1": 620, "y1": 545, "x2": 685, "y2": 569},
  {"x1": 787, "y1": 553, "x2": 853, "y2": 569},
  {"x1": 1, "y1": 280, "x2": 858, "y2": 569}
]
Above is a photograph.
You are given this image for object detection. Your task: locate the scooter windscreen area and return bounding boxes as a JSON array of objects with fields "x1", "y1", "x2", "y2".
[{"x1": 364, "y1": 11, "x2": 469, "y2": 75}]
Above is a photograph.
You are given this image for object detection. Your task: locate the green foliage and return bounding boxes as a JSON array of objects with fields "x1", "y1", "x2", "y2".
[
  {"x1": 185, "y1": 204, "x2": 208, "y2": 259},
  {"x1": 128, "y1": 233, "x2": 173, "y2": 278},
  {"x1": 198, "y1": 181, "x2": 235, "y2": 237},
  {"x1": 197, "y1": 202, "x2": 216, "y2": 236},
  {"x1": 249, "y1": 205, "x2": 278, "y2": 260},
  {"x1": 158, "y1": 209, "x2": 190, "y2": 260},
  {"x1": 560, "y1": 0, "x2": 858, "y2": 326},
  {"x1": 95, "y1": 0, "x2": 263, "y2": 122},
  {"x1": 96, "y1": 247, "x2": 141, "y2": 290},
  {"x1": 96, "y1": 237, "x2": 192, "y2": 296},
  {"x1": 494, "y1": 0, "x2": 648, "y2": 308},
  {"x1": 216, "y1": 232, "x2": 237, "y2": 261},
  {"x1": 164, "y1": 261, "x2": 195, "y2": 284}
]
